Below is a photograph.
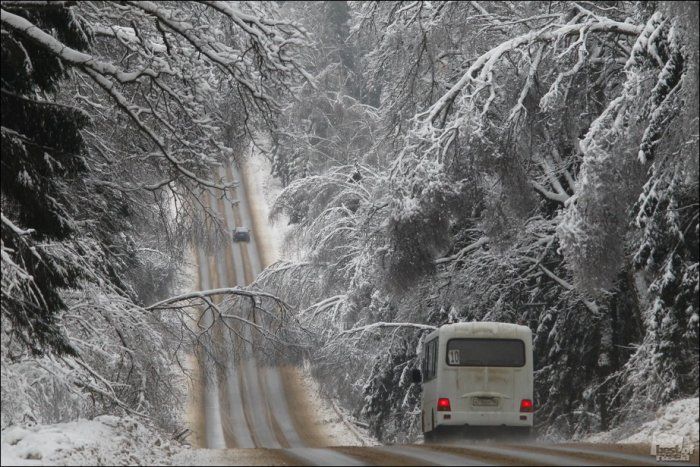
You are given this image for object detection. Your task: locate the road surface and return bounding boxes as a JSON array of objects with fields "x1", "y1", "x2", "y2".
[{"x1": 189, "y1": 159, "x2": 696, "y2": 466}]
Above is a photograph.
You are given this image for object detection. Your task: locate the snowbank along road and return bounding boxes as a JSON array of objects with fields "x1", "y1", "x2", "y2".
[{"x1": 190, "y1": 160, "x2": 697, "y2": 466}]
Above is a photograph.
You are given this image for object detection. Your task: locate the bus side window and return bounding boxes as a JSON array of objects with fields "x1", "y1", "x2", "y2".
[
  {"x1": 424, "y1": 338, "x2": 437, "y2": 381},
  {"x1": 427, "y1": 340, "x2": 432, "y2": 380},
  {"x1": 424, "y1": 340, "x2": 431, "y2": 381}
]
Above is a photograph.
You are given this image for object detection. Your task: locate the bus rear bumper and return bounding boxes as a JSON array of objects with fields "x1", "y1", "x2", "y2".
[{"x1": 437, "y1": 411, "x2": 533, "y2": 427}]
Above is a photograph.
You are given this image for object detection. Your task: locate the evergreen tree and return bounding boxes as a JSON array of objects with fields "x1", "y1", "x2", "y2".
[{"x1": 1, "y1": 3, "x2": 91, "y2": 355}]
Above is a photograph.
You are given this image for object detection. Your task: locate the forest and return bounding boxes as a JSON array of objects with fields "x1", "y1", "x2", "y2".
[{"x1": 1, "y1": 0, "x2": 698, "y2": 448}]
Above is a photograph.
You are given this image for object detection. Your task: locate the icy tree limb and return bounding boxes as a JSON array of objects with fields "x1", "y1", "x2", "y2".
[
  {"x1": 339, "y1": 322, "x2": 436, "y2": 337},
  {"x1": 530, "y1": 181, "x2": 571, "y2": 203},
  {"x1": 0, "y1": 1, "x2": 76, "y2": 8},
  {"x1": 434, "y1": 237, "x2": 489, "y2": 264},
  {"x1": 47, "y1": 357, "x2": 149, "y2": 418},
  {"x1": 126, "y1": 1, "x2": 264, "y2": 100},
  {"x1": 522, "y1": 256, "x2": 599, "y2": 314},
  {"x1": 418, "y1": 16, "x2": 643, "y2": 126},
  {"x1": 548, "y1": 144, "x2": 577, "y2": 191},
  {"x1": 1, "y1": 8, "x2": 233, "y2": 190},
  {"x1": 1, "y1": 213, "x2": 35, "y2": 236},
  {"x1": 145, "y1": 287, "x2": 290, "y2": 311},
  {"x1": 0, "y1": 9, "x2": 162, "y2": 83},
  {"x1": 508, "y1": 45, "x2": 543, "y2": 125},
  {"x1": 83, "y1": 68, "x2": 233, "y2": 191}
]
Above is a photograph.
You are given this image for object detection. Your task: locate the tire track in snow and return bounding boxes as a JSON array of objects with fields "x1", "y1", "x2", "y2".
[
  {"x1": 221, "y1": 164, "x2": 284, "y2": 448},
  {"x1": 230, "y1": 160, "x2": 304, "y2": 449},
  {"x1": 227, "y1": 162, "x2": 263, "y2": 276},
  {"x1": 374, "y1": 445, "x2": 493, "y2": 466},
  {"x1": 196, "y1": 160, "x2": 370, "y2": 466},
  {"x1": 432, "y1": 443, "x2": 602, "y2": 466},
  {"x1": 224, "y1": 164, "x2": 257, "y2": 283},
  {"x1": 226, "y1": 163, "x2": 302, "y2": 446},
  {"x1": 262, "y1": 366, "x2": 305, "y2": 447},
  {"x1": 283, "y1": 448, "x2": 369, "y2": 466},
  {"x1": 214, "y1": 169, "x2": 278, "y2": 448},
  {"x1": 195, "y1": 240, "x2": 226, "y2": 449},
  {"x1": 230, "y1": 159, "x2": 371, "y2": 466},
  {"x1": 209, "y1": 189, "x2": 256, "y2": 449}
]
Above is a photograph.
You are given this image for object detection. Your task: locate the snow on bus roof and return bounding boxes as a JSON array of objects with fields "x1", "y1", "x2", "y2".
[{"x1": 426, "y1": 321, "x2": 531, "y2": 339}]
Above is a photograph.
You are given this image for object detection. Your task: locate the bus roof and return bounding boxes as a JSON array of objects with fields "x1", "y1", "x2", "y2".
[{"x1": 424, "y1": 321, "x2": 532, "y2": 342}]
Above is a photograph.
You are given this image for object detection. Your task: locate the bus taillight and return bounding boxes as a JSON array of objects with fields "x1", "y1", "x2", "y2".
[
  {"x1": 437, "y1": 398, "x2": 451, "y2": 411},
  {"x1": 520, "y1": 399, "x2": 533, "y2": 412}
]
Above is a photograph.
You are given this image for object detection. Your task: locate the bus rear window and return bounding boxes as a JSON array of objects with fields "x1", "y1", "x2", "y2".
[{"x1": 446, "y1": 338, "x2": 525, "y2": 367}]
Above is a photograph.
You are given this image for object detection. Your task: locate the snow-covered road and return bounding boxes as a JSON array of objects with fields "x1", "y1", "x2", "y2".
[
  {"x1": 192, "y1": 159, "x2": 365, "y2": 464},
  {"x1": 175, "y1": 443, "x2": 694, "y2": 466}
]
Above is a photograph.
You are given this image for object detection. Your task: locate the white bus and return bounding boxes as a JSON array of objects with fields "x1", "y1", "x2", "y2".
[{"x1": 412, "y1": 322, "x2": 534, "y2": 439}]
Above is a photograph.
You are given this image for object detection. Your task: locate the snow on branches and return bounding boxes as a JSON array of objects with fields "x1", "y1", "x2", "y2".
[
  {"x1": 557, "y1": 10, "x2": 687, "y2": 293},
  {"x1": 145, "y1": 286, "x2": 296, "y2": 352},
  {"x1": 406, "y1": 3, "x2": 643, "y2": 159},
  {"x1": 1, "y1": 1, "x2": 309, "y2": 191}
]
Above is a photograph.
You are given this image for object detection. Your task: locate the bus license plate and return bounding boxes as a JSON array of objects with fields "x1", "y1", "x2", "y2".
[{"x1": 473, "y1": 397, "x2": 498, "y2": 407}]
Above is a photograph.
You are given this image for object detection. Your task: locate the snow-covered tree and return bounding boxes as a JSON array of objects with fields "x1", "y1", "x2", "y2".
[
  {"x1": 1, "y1": 0, "x2": 308, "y2": 430},
  {"x1": 2, "y1": 1, "x2": 92, "y2": 356},
  {"x1": 271, "y1": 1, "x2": 377, "y2": 186},
  {"x1": 263, "y1": 1, "x2": 698, "y2": 441}
]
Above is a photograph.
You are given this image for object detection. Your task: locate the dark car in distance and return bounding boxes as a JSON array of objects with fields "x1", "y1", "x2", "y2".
[{"x1": 232, "y1": 227, "x2": 251, "y2": 242}]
